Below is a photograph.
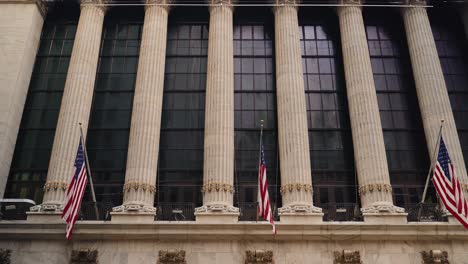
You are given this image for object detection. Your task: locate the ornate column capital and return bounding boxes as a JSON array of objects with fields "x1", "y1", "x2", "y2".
[
  {"x1": 145, "y1": 0, "x2": 172, "y2": 11},
  {"x1": 207, "y1": 0, "x2": 235, "y2": 12},
  {"x1": 80, "y1": 0, "x2": 107, "y2": 12}
]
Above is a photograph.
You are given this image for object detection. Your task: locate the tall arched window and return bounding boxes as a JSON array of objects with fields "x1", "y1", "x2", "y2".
[
  {"x1": 364, "y1": 10, "x2": 432, "y2": 207},
  {"x1": 233, "y1": 8, "x2": 280, "y2": 221},
  {"x1": 156, "y1": 8, "x2": 209, "y2": 219},
  {"x1": 299, "y1": 9, "x2": 357, "y2": 214},
  {"x1": 5, "y1": 8, "x2": 79, "y2": 203}
]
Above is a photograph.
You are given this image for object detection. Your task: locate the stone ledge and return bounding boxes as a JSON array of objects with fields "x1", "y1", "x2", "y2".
[{"x1": 0, "y1": 221, "x2": 466, "y2": 241}]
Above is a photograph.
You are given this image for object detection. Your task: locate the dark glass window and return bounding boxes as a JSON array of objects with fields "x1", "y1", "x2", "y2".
[
  {"x1": 299, "y1": 10, "x2": 357, "y2": 208},
  {"x1": 86, "y1": 9, "x2": 143, "y2": 206},
  {"x1": 156, "y1": 9, "x2": 209, "y2": 214},
  {"x1": 233, "y1": 9, "x2": 280, "y2": 220},
  {"x1": 430, "y1": 10, "x2": 468, "y2": 166},
  {"x1": 5, "y1": 12, "x2": 78, "y2": 203},
  {"x1": 365, "y1": 11, "x2": 431, "y2": 207}
]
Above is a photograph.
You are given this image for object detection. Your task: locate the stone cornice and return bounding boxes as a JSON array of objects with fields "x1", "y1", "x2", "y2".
[
  {"x1": 0, "y1": 221, "x2": 467, "y2": 241},
  {"x1": 0, "y1": 0, "x2": 48, "y2": 18},
  {"x1": 80, "y1": 0, "x2": 107, "y2": 12}
]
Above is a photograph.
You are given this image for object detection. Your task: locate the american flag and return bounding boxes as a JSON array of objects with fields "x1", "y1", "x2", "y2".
[
  {"x1": 432, "y1": 137, "x2": 468, "y2": 229},
  {"x1": 257, "y1": 139, "x2": 276, "y2": 234},
  {"x1": 61, "y1": 137, "x2": 88, "y2": 239}
]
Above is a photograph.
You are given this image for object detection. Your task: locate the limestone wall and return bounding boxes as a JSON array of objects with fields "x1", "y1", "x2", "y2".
[
  {"x1": 0, "y1": 239, "x2": 467, "y2": 264},
  {"x1": 0, "y1": 2, "x2": 44, "y2": 198}
]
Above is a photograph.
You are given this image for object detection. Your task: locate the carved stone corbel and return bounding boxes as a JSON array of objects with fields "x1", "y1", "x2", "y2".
[
  {"x1": 158, "y1": 250, "x2": 186, "y2": 264},
  {"x1": 334, "y1": 250, "x2": 362, "y2": 264},
  {"x1": 71, "y1": 249, "x2": 98, "y2": 264},
  {"x1": 421, "y1": 250, "x2": 449, "y2": 264},
  {"x1": 0, "y1": 249, "x2": 11, "y2": 264},
  {"x1": 245, "y1": 250, "x2": 273, "y2": 264}
]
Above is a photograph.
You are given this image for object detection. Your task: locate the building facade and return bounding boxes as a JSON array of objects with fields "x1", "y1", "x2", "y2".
[{"x1": 0, "y1": 0, "x2": 468, "y2": 263}]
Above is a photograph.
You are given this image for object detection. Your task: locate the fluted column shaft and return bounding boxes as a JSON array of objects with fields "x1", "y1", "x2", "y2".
[
  {"x1": 116, "y1": 4, "x2": 170, "y2": 213},
  {"x1": 337, "y1": 5, "x2": 403, "y2": 213},
  {"x1": 196, "y1": 2, "x2": 238, "y2": 214},
  {"x1": 274, "y1": 5, "x2": 321, "y2": 215},
  {"x1": 402, "y1": 5, "x2": 468, "y2": 195},
  {"x1": 38, "y1": 3, "x2": 106, "y2": 211}
]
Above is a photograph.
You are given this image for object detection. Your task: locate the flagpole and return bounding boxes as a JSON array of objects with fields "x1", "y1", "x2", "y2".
[
  {"x1": 257, "y1": 120, "x2": 264, "y2": 222},
  {"x1": 418, "y1": 119, "x2": 445, "y2": 220},
  {"x1": 79, "y1": 123, "x2": 100, "y2": 220}
]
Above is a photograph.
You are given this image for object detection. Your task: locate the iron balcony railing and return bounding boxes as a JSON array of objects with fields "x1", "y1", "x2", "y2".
[
  {"x1": 405, "y1": 203, "x2": 448, "y2": 222},
  {"x1": 321, "y1": 203, "x2": 363, "y2": 222}
]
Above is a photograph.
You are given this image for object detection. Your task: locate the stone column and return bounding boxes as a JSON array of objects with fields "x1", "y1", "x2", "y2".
[
  {"x1": 274, "y1": 0, "x2": 322, "y2": 223},
  {"x1": 29, "y1": 0, "x2": 106, "y2": 219},
  {"x1": 402, "y1": 0, "x2": 468, "y2": 197},
  {"x1": 111, "y1": 0, "x2": 171, "y2": 223},
  {"x1": 195, "y1": 0, "x2": 239, "y2": 223},
  {"x1": 337, "y1": 0, "x2": 405, "y2": 223},
  {"x1": 0, "y1": 0, "x2": 47, "y2": 198}
]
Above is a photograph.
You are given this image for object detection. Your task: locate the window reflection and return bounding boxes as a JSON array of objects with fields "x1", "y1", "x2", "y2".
[
  {"x1": 299, "y1": 10, "x2": 357, "y2": 207},
  {"x1": 365, "y1": 11, "x2": 430, "y2": 207}
]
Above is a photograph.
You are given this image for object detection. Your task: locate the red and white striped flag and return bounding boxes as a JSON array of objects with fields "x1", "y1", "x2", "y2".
[
  {"x1": 257, "y1": 138, "x2": 276, "y2": 234},
  {"x1": 432, "y1": 137, "x2": 468, "y2": 229},
  {"x1": 61, "y1": 136, "x2": 88, "y2": 239}
]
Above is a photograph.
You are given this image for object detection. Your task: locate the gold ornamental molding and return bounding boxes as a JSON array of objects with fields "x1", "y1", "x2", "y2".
[
  {"x1": 201, "y1": 181, "x2": 234, "y2": 193},
  {"x1": 358, "y1": 183, "x2": 392, "y2": 195},
  {"x1": 43, "y1": 181, "x2": 68, "y2": 192},
  {"x1": 280, "y1": 183, "x2": 312, "y2": 194},
  {"x1": 461, "y1": 183, "x2": 468, "y2": 191},
  {"x1": 123, "y1": 182, "x2": 156, "y2": 193}
]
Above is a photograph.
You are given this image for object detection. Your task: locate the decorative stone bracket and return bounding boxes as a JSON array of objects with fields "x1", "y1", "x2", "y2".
[
  {"x1": 0, "y1": 249, "x2": 11, "y2": 264},
  {"x1": 158, "y1": 250, "x2": 186, "y2": 264},
  {"x1": 333, "y1": 250, "x2": 362, "y2": 264},
  {"x1": 245, "y1": 250, "x2": 273, "y2": 264},
  {"x1": 71, "y1": 249, "x2": 98, "y2": 264},
  {"x1": 421, "y1": 250, "x2": 449, "y2": 264}
]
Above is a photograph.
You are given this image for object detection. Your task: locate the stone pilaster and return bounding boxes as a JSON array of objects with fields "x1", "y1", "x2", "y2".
[
  {"x1": 28, "y1": 0, "x2": 106, "y2": 216},
  {"x1": 195, "y1": 0, "x2": 239, "y2": 223},
  {"x1": 111, "y1": 0, "x2": 171, "y2": 223},
  {"x1": 274, "y1": 0, "x2": 322, "y2": 223},
  {"x1": 0, "y1": 0, "x2": 47, "y2": 198},
  {"x1": 402, "y1": 1, "x2": 468, "y2": 197},
  {"x1": 337, "y1": 0, "x2": 405, "y2": 220}
]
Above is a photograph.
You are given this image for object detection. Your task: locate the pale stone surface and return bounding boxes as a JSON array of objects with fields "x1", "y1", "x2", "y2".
[
  {"x1": 402, "y1": 4, "x2": 468, "y2": 197},
  {"x1": 29, "y1": 1, "x2": 106, "y2": 213},
  {"x1": 0, "y1": 2, "x2": 44, "y2": 198},
  {"x1": 112, "y1": 1, "x2": 170, "y2": 217},
  {"x1": 1, "y1": 233, "x2": 468, "y2": 264},
  {"x1": 337, "y1": 2, "x2": 404, "y2": 215},
  {"x1": 274, "y1": 1, "x2": 322, "y2": 216},
  {"x1": 196, "y1": 0, "x2": 239, "y2": 217}
]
